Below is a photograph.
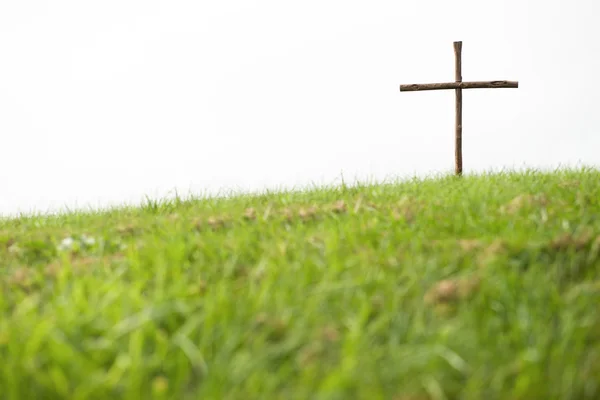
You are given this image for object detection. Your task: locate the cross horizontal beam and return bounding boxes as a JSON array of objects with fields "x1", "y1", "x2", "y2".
[{"x1": 400, "y1": 80, "x2": 518, "y2": 92}]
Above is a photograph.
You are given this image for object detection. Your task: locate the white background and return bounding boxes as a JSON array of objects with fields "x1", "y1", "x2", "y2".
[{"x1": 1, "y1": 0, "x2": 598, "y2": 216}]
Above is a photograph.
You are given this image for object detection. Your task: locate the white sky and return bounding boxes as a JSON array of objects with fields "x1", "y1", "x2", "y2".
[{"x1": 1, "y1": 0, "x2": 598, "y2": 216}]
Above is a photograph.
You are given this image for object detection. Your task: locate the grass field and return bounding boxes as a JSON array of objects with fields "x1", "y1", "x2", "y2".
[{"x1": 1, "y1": 168, "x2": 599, "y2": 399}]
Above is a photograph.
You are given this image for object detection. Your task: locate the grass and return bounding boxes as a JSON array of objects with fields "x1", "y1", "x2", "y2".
[{"x1": 1, "y1": 168, "x2": 599, "y2": 399}]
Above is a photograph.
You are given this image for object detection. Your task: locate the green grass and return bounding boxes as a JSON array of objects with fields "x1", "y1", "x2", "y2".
[{"x1": 1, "y1": 168, "x2": 600, "y2": 399}]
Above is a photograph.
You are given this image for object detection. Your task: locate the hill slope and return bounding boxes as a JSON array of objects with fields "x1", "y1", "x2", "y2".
[{"x1": 1, "y1": 169, "x2": 599, "y2": 399}]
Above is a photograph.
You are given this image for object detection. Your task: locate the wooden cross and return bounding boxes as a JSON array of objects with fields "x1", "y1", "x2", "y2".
[{"x1": 399, "y1": 41, "x2": 518, "y2": 176}]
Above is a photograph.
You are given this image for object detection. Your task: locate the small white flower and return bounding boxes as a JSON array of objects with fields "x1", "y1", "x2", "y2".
[
  {"x1": 81, "y1": 235, "x2": 96, "y2": 246},
  {"x1": 58, "y1": 237, "x2": 75, "y2": 251}
]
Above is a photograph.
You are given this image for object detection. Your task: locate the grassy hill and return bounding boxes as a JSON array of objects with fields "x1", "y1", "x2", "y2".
[{"x1": 1, "y1": 168, "x2": 599, "y2": 399}]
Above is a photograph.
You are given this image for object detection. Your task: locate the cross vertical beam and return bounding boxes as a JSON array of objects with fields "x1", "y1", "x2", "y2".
[
  {"x1": 454, "y1": 41, "x2": 463, "y2": 175},
  {"x1": 399, "y1": 41, "x2": 518, "y2": 176}
]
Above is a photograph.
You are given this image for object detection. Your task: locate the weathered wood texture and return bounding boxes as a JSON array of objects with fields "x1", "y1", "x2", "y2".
[
  {"x1": 399, "y1": 80, "x2": 518, "y2": 92},
  {"x1": 454, "y1": 41, "x2": 463, "y2": 176}
]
